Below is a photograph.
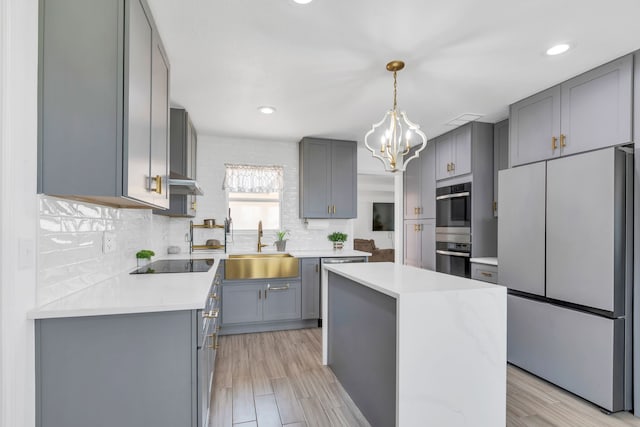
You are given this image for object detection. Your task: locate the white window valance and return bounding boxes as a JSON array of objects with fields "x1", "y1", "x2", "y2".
[{"x1": 222, "y1": 164, "x2": 284, "y2": 193}]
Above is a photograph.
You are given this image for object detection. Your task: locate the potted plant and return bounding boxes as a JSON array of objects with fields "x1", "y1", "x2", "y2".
[
  {"x1": 136, "y1": 249, "x2": 155, "y2": 268},
  {"x1": 327, "y1": 232, "x2": 348, "y2": 250},
  {"x1": 274, "y1": 230, "x2": 289, "y2": 252}
]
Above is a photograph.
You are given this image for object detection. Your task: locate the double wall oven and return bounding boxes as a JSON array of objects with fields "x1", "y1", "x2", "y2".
[{"x1": 435, "y1": 182, "x2": 471, "y2": 278}]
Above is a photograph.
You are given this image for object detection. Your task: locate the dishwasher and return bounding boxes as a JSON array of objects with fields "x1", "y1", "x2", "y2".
[{"x1": 319, "y1": 257, "x2": 367, "y2": 324}]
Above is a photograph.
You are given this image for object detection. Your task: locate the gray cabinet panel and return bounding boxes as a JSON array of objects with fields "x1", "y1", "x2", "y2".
[
  {"x1": 435, "y1": 133, "x2": 453, "y2": 180},
  {"x1": 497, "y1": 162, "x2": 546, "y2": 295},
  {"x1": 301, "y1": 258, "x2": 320, "y2": 319},
  {"x1": 493, "y1": 120, "x2": 509, "y2": 217},
  {"x1": 560, "y1": 55, "x2": 632, "y2": 156},
  {"x1": 300, "y1": 139, "x2": 332, "y2": 218},
  {"x1": 125, "y1": 0, "x2": 153, "y2": 205},
  {"x1": 403, "y1": 220, "x2": 421, "y2": 268},
  {"x1": 508, "y1": 295, "x2": 625, "y2": 412},
  {"x1": 38, "y1": 0, "x2": 170, "y2": 209},
  {"x1": 452, "y1": 125, "x2": 472, "y2": 176},
  {"x1": 403, "y1": 147, "x2": 421, "y2": 219},
  {"x1": 421, "y1": 219, "x2": 435, "y2": 270},
  {"x1": 263, "y1": 281, "x2": 302, "y2": 321},
  {"x1": 403, "y1": 141, "x2": 435, "y2": 219},
  {"x1": 222, "y1": 283, "x2": 263, "y2": 324},
  {"x1": 150, "y1": 35, "x2": 170, "y2": 207},
  {"x1": 509, "y1": 86, "x2": 561, "y2": 166},
  {"x1": 299, "y1": 138, "x2": 357, "y2": 218},
  {"x1": 331, "y1": 141, "x2": 357, "y2": 218},
  {"x1": 36, "y1": 311, "x2": 195, "y2": 427},
  {"x1": 546, "y1": 148, "x2": 625, "y2": 313}
]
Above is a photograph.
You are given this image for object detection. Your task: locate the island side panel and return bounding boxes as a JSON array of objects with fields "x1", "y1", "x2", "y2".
[
  {"x1": 327, "y1": 271, "x2": 397, "y2": 427},
  {"x1": 397, "y1": 287, "x2": 506, "y2": 427}
]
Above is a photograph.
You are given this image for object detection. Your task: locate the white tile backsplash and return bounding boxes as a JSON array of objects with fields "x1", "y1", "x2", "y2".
[{"x1": 37, "y1": 195, "x2": 171, "y2": 306}]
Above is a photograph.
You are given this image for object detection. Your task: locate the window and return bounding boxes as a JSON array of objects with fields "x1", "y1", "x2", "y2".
[{"x1": 223, "y1": 164, "x2": 283, "y2": 231}]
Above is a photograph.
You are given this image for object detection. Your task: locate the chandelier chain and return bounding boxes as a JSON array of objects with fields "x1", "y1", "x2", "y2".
[{"x1": 393, "y1": 71, "x2": 398, "y2": 111}]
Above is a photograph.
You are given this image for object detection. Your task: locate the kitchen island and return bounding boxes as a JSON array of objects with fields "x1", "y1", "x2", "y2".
[{"x1": 322, "y1": 262, "x2": 506, "y2": 427}]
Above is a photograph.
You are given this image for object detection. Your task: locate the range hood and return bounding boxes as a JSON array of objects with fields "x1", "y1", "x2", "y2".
[{"x1": 168, "y1": 172, "x2": 204, "y2": 196}]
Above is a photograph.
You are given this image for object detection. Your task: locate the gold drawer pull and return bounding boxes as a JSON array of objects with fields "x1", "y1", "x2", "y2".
[
  {"x1": 481, "y1": 271, "x2": 493, "y2": 277},
  {"x1": 203, "y1": 309, "x2": 219, "y2": 319},
  {"x1": 560, "y1": 133, "x2": 566, "y2": 148},
  {"x1": 151, "y1": 175, "x2": 162, "y2": 194},
  {"x1": 552, "y1": 136, "x2": 558, "y2": 151}
]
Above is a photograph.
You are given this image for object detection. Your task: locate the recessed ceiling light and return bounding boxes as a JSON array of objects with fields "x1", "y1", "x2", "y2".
[
  {"x1": 293, "y1": 0, "x2": 313, "y2": 4},
  {"x1": 546, "y1": 44, "x2": 570, "y2": 56},
  {"x1": 258, "y1": 106, "x2": 276, "y2": 115}
]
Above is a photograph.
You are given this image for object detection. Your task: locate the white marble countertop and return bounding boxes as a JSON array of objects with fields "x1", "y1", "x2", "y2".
[
  {"x1": 323, "y1": 262, "x2": 501, "y2": 299},
  {"x1": 470, "y1": 257, "x2": 498, "y2": 266},
  {"x1": 28, "y1": 255, "x2": 222, "y2": 319},
  {"x1": 28, "y1": 249, "x2": 371, "y2": 320}
]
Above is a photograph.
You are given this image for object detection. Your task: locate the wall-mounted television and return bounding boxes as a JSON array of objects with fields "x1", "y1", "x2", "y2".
[{"x1": 372, "y1": 202, "x2": 394, "y2": 231}]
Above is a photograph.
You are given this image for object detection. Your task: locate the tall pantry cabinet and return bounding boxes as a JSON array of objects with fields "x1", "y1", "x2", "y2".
[{"x1": 38, "y1": 0, "x2": 170, "y2": 209}]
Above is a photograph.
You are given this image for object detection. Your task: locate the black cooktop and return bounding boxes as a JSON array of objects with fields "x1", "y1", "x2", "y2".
[{"x1": 130, "y1": 258, "x2": 214, "y2": 274}]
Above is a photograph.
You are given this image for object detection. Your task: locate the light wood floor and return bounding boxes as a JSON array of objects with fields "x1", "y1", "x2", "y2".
[{"x1": 210, "y1": 328, "x2": 640, "y2": 427}]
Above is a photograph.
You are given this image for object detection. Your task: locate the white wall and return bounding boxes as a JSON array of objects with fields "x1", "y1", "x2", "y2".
[
  {"x1": 168, "y1": 134, "x2": 353, "y2": 253},
  {"x1": 0, "y1": 1, "x2": 38, "y2": 426},
  {"x1": 354, "y1": 174, "x2": 395, "y2": 249}
]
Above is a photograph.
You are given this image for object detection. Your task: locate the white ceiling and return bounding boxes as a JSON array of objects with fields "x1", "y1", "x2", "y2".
[{"x1": 148, "y1": 0, "x2": 640, "y2": 144}]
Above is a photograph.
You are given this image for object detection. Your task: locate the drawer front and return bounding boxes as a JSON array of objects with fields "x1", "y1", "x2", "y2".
[{"x1": 471, "y1": 263, "x2": 498, "y2": 284}]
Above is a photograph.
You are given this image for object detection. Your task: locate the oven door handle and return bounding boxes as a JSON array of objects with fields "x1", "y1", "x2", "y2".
[
  {"x1": 435, "y1": 191, "x2": 470, "y2": 201},
  {"x1": 436, "y1": 250, "x2": 471, "y2": 258}
]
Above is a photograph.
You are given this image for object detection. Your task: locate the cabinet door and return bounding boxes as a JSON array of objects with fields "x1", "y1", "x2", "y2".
[
  {"x1": 301, "y1": 258, "x2": 320, "y2": 319},
  {"x1": 560, "y1": 55, "x2": 632, "y2": 156},
  {"x1": 126, "y1": 0, "x2": 153, "y2": 205},
  {"x1": 188, "y1": 121, "x2": 198, "y2": 216},
  {"x1": 150, "y1": 34, "x2": 170, "y2": 208},
  {"x1": 221, "y1": 284, "x2": 263, "y2": 324},
  {"x1": 263, "y1": 281, "x2": 302, "y2": 321},
  {"x1": 300, "y1": 139, "x2": 332, "y2": 218},
  {"x1": 420, "y1": 219, "x2": 436, "y2": 270},
  {"x1": 420, "y1": 141, "x2": 436, "y2": 218},
  {"x1": 546, "y1": 148, "x2": 624, "y2": 314},
  {"x1": 510, "y1": 85, "x2": 561, "y2": 166},
  {"x1": 435, "y1": 134, "x2": 453, "y2": 180},
  {"x1": 493, "y1": 120, "x2": 509, "y2": 217},
  {"x1": 331, "y1": 141, "x2": 357, "y2": 218},
  {"x1": 403, "y1": 220, "x2": 421, "y2": 267},
  {"x1": 403, "y1": 147, "x2": 421, "y2": 219},
  {"x1": 497, "y1": 162, "x2": 546, "y2": 295},
  {"x1": 451, "y1": 124, "x2": 471, "y2": 177}
]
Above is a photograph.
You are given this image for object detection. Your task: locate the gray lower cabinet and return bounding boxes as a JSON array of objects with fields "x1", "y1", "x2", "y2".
[
  {"x1": 36, "y1": 310, "x2": 208, "y2": 427},
  {"x1": 403, "y1": 219, "x2": 435, "y2": 270},
  {"x1": 299, "y1": 137, "x2": 357, "y2": 219},
  {"x1": 221, "y1": 280, "x2": 302, "y2": 326},
  {"x1": 471, "y1": 263, "x2": 498, "y2": 284},
  {"x1": 38, "y1": 0, "x2": 170, "y2": 209},
  {"x1": 510, "y1": 54, "x2": 632, "y2": 167},
  {"x1": 301, "y1": 258, "x2": 320, "y2": 319}
]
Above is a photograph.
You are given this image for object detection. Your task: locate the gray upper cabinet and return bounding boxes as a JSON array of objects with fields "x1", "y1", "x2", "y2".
[
  {"x1": 38, "y1": 0, "x2": 170, "y2": 209},
  {"x1": 403, "y1": 141, "x2": 436, "y2": 219},
  {"x1": 493, "y1": 120, "x2": 509, "y2": 217},
  {"x1": 497, "y1": 162, "x2": 546, "y2": 296},
  {"x1": 510, "y1": 55, "x2": 632, "y2": 167},
  {"x1": 299, "y1": 137, "x2": 357, "y2": 219},
  {"x1": 435, "y1": 124, "x2": 472, "y2": 180},
  {"x1": 155, "y1": 108, "x2": 198, "y2": 217},
  {"x1": 301, "y1": 258, "x2": 320, "y2": 320}
]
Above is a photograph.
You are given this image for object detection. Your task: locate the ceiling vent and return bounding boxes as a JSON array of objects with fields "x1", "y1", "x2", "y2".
[{"x1": 445, "y1": 113, "x2": 484, "y2": 127}]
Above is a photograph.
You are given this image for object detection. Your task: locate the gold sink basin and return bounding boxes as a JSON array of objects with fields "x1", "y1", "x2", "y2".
[{"x1": 225, "y1": 253, "x2": 299, "y2": 280}]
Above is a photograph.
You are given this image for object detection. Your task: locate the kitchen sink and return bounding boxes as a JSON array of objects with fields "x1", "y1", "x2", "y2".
[{"x1": 225, "y1": 253, "x2": 299, "y2": 280}]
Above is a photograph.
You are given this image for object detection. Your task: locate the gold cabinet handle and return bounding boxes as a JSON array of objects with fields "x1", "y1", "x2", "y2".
[
  {"x1": 203, "y1": 309, "x2": 219, "y2": 319},
  {"x1": 332, "y1": 205, "x2": 336, "y2": 214},
  {"x1": 151, "y1": 175, "x2": 162, "y2": 194},
  {"x1": 451, "y1": 162, "x2": 455, "y2": 171},
  {"x1": 207, "y1": 333, "x2": 216, "y2": 349},
  {"x1": 552, "y1": 136, "x2": 558, "y2": 151},
  {"x1": 560, "y1": 133, "x2": 566, "y2": 148},
  {"x1": 446, "y1": 163, "x2": 451, "y2": 172},
  {"x1": 209, "y1": 292, "x2": 218, "y2": 300},
  {"x1": 191, "y1": 201, "x2": 197, "y2": 210},
  {"x1": 328, "y1": 205, "x2": 331, "y2": 214},
  {"x1": 481, "y1": 271, "x2": 493, "y2": 277}
]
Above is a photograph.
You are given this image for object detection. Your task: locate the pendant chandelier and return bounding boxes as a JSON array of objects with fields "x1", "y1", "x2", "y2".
[{"x1": 364, "y1": 60, "x2": 427, "y2": 173}]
